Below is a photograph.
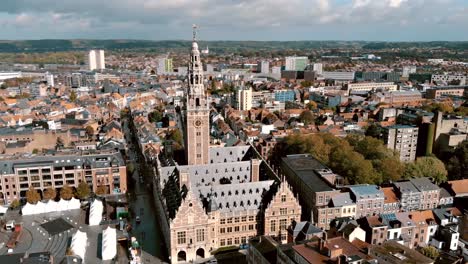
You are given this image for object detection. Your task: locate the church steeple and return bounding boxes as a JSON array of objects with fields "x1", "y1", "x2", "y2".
[
  {"x1": 188, "y1": 24, "x2": 207, "y2": 101},
  {"x1": 185, "y1": 25, "x2": 210, "y2": 165}
]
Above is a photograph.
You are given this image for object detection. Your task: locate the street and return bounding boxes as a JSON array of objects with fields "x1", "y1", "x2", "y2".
[{"x1": 123, "y1": 116, "x2": 167, "y2": 263}]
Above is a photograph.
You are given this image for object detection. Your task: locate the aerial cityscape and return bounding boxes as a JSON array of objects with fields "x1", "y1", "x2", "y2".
[{"x1": 0, "y1": 1, "x2": 467, "y2": 264}]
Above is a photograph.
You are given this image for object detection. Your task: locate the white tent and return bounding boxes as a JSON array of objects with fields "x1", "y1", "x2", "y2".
[
  {"x1": 57, "y1": 199, "x2": 69, "y2": 211},
  {"x1": 0, "y1": 205, "x2": 8, "y2": 215},
  {"x1": 102, "y1": 227, "x2": 117, "y2": 260},
  {"x1": 68, "y1": 197, "x2": 81, "y2": 210},
  {"x1": 89, "y1": 200, "x2": 103, "y2": 226},
  {"x1": 36, "y1": 201, "x2": 47, "y2": 214},
  {"x1": 70, "y1": 230, "x2": 87, "y2": 262},
  {"x1": 21, "y1": 202, "x2": 36, "y2": 215},
  {"x1": 44, "y1": 200, "x2": 58, "y2": 213}
]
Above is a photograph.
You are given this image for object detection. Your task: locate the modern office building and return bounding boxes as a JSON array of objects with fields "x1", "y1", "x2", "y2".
[
  {"x1": 382, "y1": 125, "x2": 419, "y2": 162},
  {"x1": 402, "y1": 66, "x2": 417, "y2": 78},
  {"x1": 0, "y1": 151, "x2": 127, "y2": 204},
  {"x1": 321, "y1": 71, "x2": 355, "y2": 82},
  {"x1": 274, "y1": 90, "x2": 296, "y2": 102},
  {"x1": 257, "y1": 60, "x2": 269, "y2": 74},
  {"x1": 426, "y1": 87, "x2": 466, "y2": 99},
  {"x1": 235, "y1": 86, "x2": 253, "y2": 111},
  {"x1": 312, "y1": 63, "x2": 323, "y2": 75},
  {"x1": 88, "y1": 50, "x2": 105, "y2": 71},
  {"x1": 157, "y1": 57, "x2": 174, "y2": 74},
  {"x1": 431, "y1": 74, "x2": 466, "y2": 85},
  {"x1": 346, "y1": 82, "x2": 398, "y2": 95},
  {"x1": 285, "y1": 56, "x2": 308, "y2": 71}
]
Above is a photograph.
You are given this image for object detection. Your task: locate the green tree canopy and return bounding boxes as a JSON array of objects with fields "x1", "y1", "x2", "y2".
[
  {"x1": 420, "y1": 246, "x2": 439, "y2": 260},
  {"x1": 148, "y1": 110, "x2": 163, "y2": 123},
  {"x1": 70, "y1": 90, "x2": 77, "y2": 102},
  {"x1": 10, "y1": 199, "x2": 21, "y2": 209},
  {"x1": 96, "y1": 185, "x2": 108, "y2": 195},
  {"x1": 306, "y1": 101, "x2": 318, "y2": 110},
  {"x1": 26, "y1": 186, "x2": 41, "y2": 204},
  {"x1": 43, "y1": 186, "x2": 57, "y2": 201},
  {"x1": 85, "y1": 126, "x2": 95, "y2": 139},
  {"x1": 444, "y1": 140, "x2": 468, "y2": 180},
  {"x1": 60, "y1": 184, "x2": 74, "y2": 200},
  {"x1": 299, "y1": 110, "x2": 315, "y2": 126},
  {"x1": 403, "y1": 157, "x2": 448, "y2": 184},
  {"x1": 75, "y1": 182, "x2": 91, "y2": 200}
]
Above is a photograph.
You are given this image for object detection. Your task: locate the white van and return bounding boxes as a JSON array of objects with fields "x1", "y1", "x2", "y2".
[{"x1": 5, "y1": 220, "x2": 15, "y2": 231}]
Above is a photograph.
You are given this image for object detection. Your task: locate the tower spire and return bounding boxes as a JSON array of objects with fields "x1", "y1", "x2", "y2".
[{"x1": 192, "y1": 24, "x2": 198, "y2": 42}]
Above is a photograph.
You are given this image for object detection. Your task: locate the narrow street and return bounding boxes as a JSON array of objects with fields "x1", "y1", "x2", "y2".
[{"x1": 123, "y1": 116, "x2": 167, "y2": 263}]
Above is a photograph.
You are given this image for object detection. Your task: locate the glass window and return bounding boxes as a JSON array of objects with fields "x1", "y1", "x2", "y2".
[
  {"x1": 196, "y1": 229, "x2": 204, "y2": 242},
  {"x1": 177, "y1": 231, "x2": 186, "y2": 244}
]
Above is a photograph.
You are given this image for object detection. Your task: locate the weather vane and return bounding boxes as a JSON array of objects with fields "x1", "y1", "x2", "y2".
[{"x1": 192, "y1": 24, "x2": 198, "y2": 41}]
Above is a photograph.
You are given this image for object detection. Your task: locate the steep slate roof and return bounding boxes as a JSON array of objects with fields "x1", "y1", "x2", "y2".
[
  {"x1": 199, "y1": 180, "x2": 274, "y2": 213},
  {"x1": 331, "y1": 192, "x2": 355, "y2": 207}
]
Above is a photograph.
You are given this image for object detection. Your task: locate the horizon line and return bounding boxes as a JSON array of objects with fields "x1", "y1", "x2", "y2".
[{"x1": 0, "y1": 38, "x2": 468, "y2": 43}]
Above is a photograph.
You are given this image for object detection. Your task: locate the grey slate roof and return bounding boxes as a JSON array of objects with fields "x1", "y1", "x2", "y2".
[
  {"x1": 394, "y1": 181, "x2": 420, "y2": 193},
  {"x1": 0, "y1": 151, "x2": 125, "y2": 175},
  {"x1": 199, "y1": 180, "x2": 274, "y2": 213},
  {"x1": 349, "y1": 185, "x2": 384, "y2": 200},
  {"x1": 409, "y1": 177, "x2": 439, "y2": 192},
  {"x1": 281, "y1": 155, "x2": 334, "y2": 193},
  {"x1": 331, "y1": 192, "x2": 355, "y2": 207}
]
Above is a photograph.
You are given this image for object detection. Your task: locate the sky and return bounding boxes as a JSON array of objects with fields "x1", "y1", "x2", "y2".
[{"x1": 0, "y1": 0, "x2": 467, "y2": 41}]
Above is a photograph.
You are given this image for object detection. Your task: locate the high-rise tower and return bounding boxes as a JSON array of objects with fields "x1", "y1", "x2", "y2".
[{"x1": 185, "y1": 25, "x2": 210, "y2": 165}]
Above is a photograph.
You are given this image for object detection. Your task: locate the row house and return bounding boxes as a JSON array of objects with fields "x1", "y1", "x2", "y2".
[
  {"x1": 349, "y1": 185, "x2": 384, "y2": 218},
  {"x1": 280, "y1": 154, "x2": 341, "y2": 230},
  {"x1": 394, "y1": 178, "x2": 440, "y2": 211}
]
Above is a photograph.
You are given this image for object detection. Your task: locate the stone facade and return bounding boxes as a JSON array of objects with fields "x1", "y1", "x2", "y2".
[{"x1": 264, "y1": 181, "x2": 302, "y2": 243}]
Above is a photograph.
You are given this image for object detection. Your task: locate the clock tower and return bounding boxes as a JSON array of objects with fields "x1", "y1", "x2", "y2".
[{"x1": 185, "y1": 25, "x2": 210, "y2": 165}]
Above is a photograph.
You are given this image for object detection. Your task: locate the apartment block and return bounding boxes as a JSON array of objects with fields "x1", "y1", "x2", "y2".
[
  {"x1": 382, "y1": 125, "x2": 419, "y2": 162},
  {"x1": 0, "y1": 151, "x2": 127, "y2": 204},
  {"x1": 349, "y1": 185, "x2": 384, "y2": 218},
  {"x1": 431, "y1": 74, "x2": 466, "y2": 85},
  {"x1": 346, "y1": 82, "x2": 398, "y2": 95}
]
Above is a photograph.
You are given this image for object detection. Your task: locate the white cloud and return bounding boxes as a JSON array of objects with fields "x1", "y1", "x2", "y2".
[{"x1": 0, "y1": 0, "x2": 465, "y2": 40}]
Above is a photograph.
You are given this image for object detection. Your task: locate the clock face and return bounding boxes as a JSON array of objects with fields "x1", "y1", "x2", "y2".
[{"x1": 194, "y1": 119, "x2": 202, "y2": 127}]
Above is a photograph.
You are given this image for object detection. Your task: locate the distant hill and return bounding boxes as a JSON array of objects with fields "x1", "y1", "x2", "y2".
[{"x1": 0, "y1": 39, "x2": 467, "y2": 53}]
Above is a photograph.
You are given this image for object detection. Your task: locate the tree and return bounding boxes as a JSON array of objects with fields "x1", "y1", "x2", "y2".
[
  {"x1": 26, "y1": 186, "x2": 41, "y2": 204},
  {"x1": 56, "y1": 136, "x2": 64, "y2": 149},
  {"x1": 96, "y1": 185, "x2": 108, "y2": 195},
  {"x1": 306, "y1": 101, "x2": 318, "y2": 110},
  {"x1": 167, "y1": 130, "x2": 183, "y2": 147},
  {"x1": 420, "y1": 246, "x2": 439, "y2": 260},
  {"x1": 299, "y1": 110, "x2": 315, "y2": 125},
  {"x1": 60, "y1": 184, "x2": 74, "y2": 200},
  {"x1": 32, "y1": 148, "x2": 39, "y2": 154},
  {"x1": 70, "y1": 90, "x2": 77, "y2": 102},
  {"x1": 148, "y1": 110, "x2": 163, "y2": 123},
  {"x1": 444, "y1": 140, "x2": 468, "y2": 180},
  {"x1": 365, "y1": 123, "x2": 383, "y2": 138},
  {"x1": 85, "y1": 126, "x2": 95, "y2": 139},
  {"x1": 300, "y1": 80, "x2": 312, "y2": 87},
  {"x1": 403, "y1": 157, "x2": 448, "y2": 184},
  {"x1": 127, "y1": 163, "x2": 136, "y2": 176},
  {"x1": 43, "y1": 186, "x2": 57, "y2": 201},
  {"x1": 75, "y1": 182, "x2": 91, "y2": 199},
  {"x1": 10, "y1": 199, "x2": 21, "y2": 209}
]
